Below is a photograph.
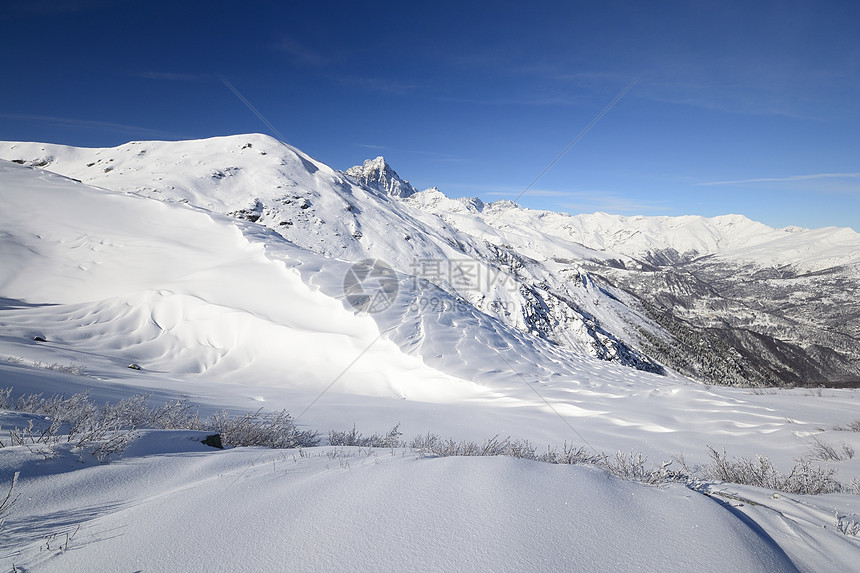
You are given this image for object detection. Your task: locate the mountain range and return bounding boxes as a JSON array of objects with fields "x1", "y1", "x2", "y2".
[{"x1": 2, "y1": 133, "x2": 858, "y2": 387}]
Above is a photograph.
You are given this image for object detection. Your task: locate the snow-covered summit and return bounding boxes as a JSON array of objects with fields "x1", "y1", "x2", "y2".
[
  {"x1": 0, "y1": 137, "x2": 669, "y2": 373},
  {"x1": 345, "y1": 155, "x2": 417, "y2": 198},
  {"x1": 2, "y1": 134, "x2": 859, "y2": 386}
]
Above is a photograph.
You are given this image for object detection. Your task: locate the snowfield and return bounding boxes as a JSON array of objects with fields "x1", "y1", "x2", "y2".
[
  {"x1": 0, "y1": 429, "x2": 804, "y2": 573},
  {"x1": 1, "y1": 139, "x2": 860, "y2": 571},
  {"x1": 4, "y1": 134, "x2": 858, "y2": 387}
]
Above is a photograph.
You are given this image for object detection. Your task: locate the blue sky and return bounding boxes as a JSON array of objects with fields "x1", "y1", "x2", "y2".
[{"x1": 2, "y1": 0, "x2": 859, "y2": 231}]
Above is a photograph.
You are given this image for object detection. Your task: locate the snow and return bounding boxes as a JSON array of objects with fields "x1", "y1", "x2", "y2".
[
  {"x1": 0, "y1": 162, "x2": 487, "y2": 405},
  {"x1": 345, "y1": 155, "x2": 419, "y2": 198},
  {"x1": 1, "y1": 141, "x2": 860, "y2": 571},
  {"x1": 4, "y1": 135, "x2": 858, "y2": 378},
  {"x1": 0, "y1": 435, "x2": 801, "y2": 573}
]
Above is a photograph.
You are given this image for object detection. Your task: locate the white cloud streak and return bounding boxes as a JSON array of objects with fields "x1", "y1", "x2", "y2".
[
  {"x1": 0, "y1": 113, "x2": 176, "y2": 138},
  {"x1": 699, "y1": 173, "x2": 860, "y2": 186}
]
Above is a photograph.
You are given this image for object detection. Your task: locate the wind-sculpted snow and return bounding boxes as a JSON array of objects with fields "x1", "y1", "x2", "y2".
[
  {"x1": 0, "y1": 159, "x2": 664, "y2": 432},
  {"x1": 404, "y1": 182, "x2": 860, "y2": 386},
  {"x1": 0, "y1": 432, "x2": 805, "y2": 573},
  {"x1": 235, "y1": 216, "x2": 659, "y2": 393},
  {"x1": 0, "y1": 161, "x2": 485, "y2": 403},
  {"x1": 5, "y1": 157, "x2": 858, "y2": 462},
  {"x1": 2, "y1": 133, "x2": 859, "y2": 388},
  {"x1": 0, "y1": 135, "x2": 662, "y2": 372}
]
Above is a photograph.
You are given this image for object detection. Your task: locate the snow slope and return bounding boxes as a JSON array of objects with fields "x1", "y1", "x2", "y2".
[
  {"x1": 6, "y1": 135, "x2": 856, "y2": 273},
  {"x1": 0, "y1": 160, "x2": 482, "y2": 403},
  {"x1": 2, "y1": 158, "x2": 857, "y2": 463},
  {"x1": 0, "y1": 432, "x2": 804, "y2": 573},
  {"x1": 540, "y1": 211, "x2": 860, "y2": 271},
  {"x1": 0, "y1": 136, "x2": 674, "y2": 370},
  {"x1": 2, "y1": 144, "x2": 860, "y2": 571},
  {"x1": 1, "y1": 148, "x2": 859, "y2": 460},
  {"x1": 3, "y1": 135, "x2": 859, "y2": 389}
]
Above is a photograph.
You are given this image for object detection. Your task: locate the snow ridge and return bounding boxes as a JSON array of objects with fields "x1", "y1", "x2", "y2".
[
  {"x1": 345, "y1": 155, "x2": 418, "y2": 198},
  {"x1": 2, "y1": 134, "x2": 859, "y2": 386}
]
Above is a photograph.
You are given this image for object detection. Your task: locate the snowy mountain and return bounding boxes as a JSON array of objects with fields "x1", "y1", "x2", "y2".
[
  {"x1": 345, "y1": 155, "x2": 418, "y2": 198},
  {"x1": 0, "y1": 135, "x2": 662, "y2": 374},
  {"x1": 4, "y1": 139, "x2": 860, "y2": 572},
  {"x1": 2, "y1": 134, "x2": 858, "y2": 387}
]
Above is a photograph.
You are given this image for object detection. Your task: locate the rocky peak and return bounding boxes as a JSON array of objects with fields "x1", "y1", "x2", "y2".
[{"x1": 345, "y1": 156, "x2": 417, "y2": 198}]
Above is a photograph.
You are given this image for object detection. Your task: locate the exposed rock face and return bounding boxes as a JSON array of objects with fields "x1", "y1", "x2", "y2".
[{"x1": 345, "y1": 156, "x2": 417, "y2": 198}]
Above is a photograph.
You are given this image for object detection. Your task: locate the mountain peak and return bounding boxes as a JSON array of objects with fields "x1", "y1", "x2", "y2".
[{"x1": 345, "y1": 156, "x2": 417, "y2": 198}]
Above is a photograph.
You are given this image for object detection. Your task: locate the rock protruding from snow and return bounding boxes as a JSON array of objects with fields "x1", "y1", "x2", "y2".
[{"x1": 345, "y1": 156, "x2": 417, "y2": 198}]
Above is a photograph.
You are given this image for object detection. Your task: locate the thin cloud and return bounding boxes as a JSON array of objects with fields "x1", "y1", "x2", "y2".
[
  {"x1": 436, "y1": 93, "x2": 592, "y2": 107},
  {"x1": 486, "y1": 188, "x2": 575, "y2": 198},
  {"x1": 560, "y1": 196, "x2": 668, "y2": 215},
  {"x1": 445, "y1": 183, "x2": 577, "y2": 197},
  {"x1": 336, "y1": 75, "x2": 418, "y2": 95},
  {"x1": 557, "y1": 190, "x2": 669, "y2": 214},
  {"x1": 4, "y1": 0, "x2": 112, "y2": 14},
  {"x1": 389, "y1": 148, "x2": 469, "y2": 164},
  {"x1": 274, "y1": 39, "x2": 330, "y2": 66},
  {"x1": 641, "y1": 87, "x2": 823, "y2": 120},
  {"x1": 0, "y1": 113, "x2": 177, "y2": 138},
  {"x1": 443, "y1": 183, "x2": 525, "y2": 195},
  {"x1": 633, "y1": 58, "x2": 850, "y2": 120},
  {"x1": 699, "y1": 173, "x2": 860, "y2": 186},
  {"x1": 424, "y1": 156, "x2": 472, "y2": 165},
  {"x1": 134, "y1": 71, "x2": 211, "y2": 82},
  {"x1": 451, "y1": 184, "x2": 666, "y2": 213}
]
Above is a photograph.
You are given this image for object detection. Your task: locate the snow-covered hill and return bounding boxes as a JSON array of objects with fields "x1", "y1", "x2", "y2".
[
  {"x1": 3, "y1": 144, "x2": 860, "y2": 571},
  {"x1": 2, "y1": 134, "x2": 858, "y2": 386},
  {"x1": 1, "y1": 144, "x2": 857, "y2": 456},
  {"x1": 0, "y1": 135, "x2": 663, "y2": 372},
  {"x1": 0, "y1": 429, "x2": 814, "y2": 573}
]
